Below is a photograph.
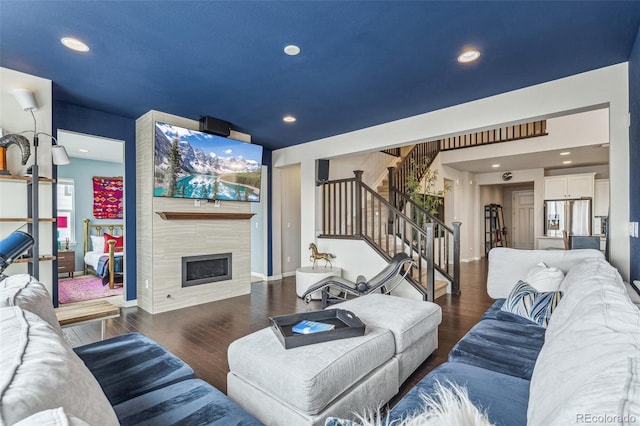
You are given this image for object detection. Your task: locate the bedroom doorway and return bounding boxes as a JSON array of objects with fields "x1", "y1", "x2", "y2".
[{"x1": 56, "y1": 130, "x2": 125, "y2": 305}]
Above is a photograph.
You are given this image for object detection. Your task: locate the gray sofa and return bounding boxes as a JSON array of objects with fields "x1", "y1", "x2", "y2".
[
  {"x1": 0, "y1": 274, "x2": 263, "y2": 426},
  {"x1": 386, "y1": 248, "x2": 640, "y2": 426}
]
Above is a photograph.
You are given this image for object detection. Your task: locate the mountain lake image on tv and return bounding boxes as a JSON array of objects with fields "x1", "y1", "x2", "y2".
[{"x1": 154, "y1": 122, "x2": 263, "y2": 202}]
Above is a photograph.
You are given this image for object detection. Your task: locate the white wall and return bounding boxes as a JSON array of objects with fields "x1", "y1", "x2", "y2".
[
  {"x1": 280, "y1": 165, "x2": 301, "y2": 274},
  {"x1": 272, "y1": 63, "x2": 630, "y2": 281},
  {"x1": 0, "y1": 68, "x2": 54, "y2": 291},
  {"x1": 547, "y1": 164, "x2": 609, "y2": 179},
  {"x1": 427, "y1": 155, "x2": 476, "y2": 260},
  {"x1": 329, "y1": 151, "x2": 396, "y2": 187},
  {"x1": 314, "y1": 238, "x2": 422, "y2": 299},
  {"x1": 480, "y1": 185, "x2": 504, "y2": 210},
  {"x1": 1, "y1": 68, "x2": 54, "y2": 177}
]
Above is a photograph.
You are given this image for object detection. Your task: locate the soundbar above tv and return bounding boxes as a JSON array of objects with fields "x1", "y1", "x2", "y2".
[{"x1": 154, "y1": 121, "x2": 263, "y2": 202}]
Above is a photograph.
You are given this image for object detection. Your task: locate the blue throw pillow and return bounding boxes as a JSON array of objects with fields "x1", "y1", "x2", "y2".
[{"x1": 501, "y1": 280, "x2": 563, "y2": 328}]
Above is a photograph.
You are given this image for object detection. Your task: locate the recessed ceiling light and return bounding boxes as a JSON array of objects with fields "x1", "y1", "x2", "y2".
[
  {"x1": 61, "y1": 37, "x2": 90, "y2": 52},
  {"x1": 491, "y1": 164, "x2": 500, "y2": 168},
  {"x1": 283, "y1": 115, "x2": 296, "y2": 123},
  {"x1": 457, "y1": 49, "x2": 480, "y2": 63},
  {"x1": 562, "y1": 160, "x2": 572, "y2": 164},
  {"x1": 284, "y1": 45, "x2": 301, "y2": 56},
  {"x1": 560, "y1": 151, "x2": 571, "y2": 156},
  {"x1": 79, "y1": 149, "x2": 89, "y2": 153}
]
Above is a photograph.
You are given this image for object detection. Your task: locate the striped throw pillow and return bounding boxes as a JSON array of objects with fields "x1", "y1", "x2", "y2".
[{"x1": 501, "y1": 280, "x2": 563, "y2": 328}]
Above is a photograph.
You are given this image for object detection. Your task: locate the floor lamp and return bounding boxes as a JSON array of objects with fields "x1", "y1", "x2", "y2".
[{"x1": 5, "y1": 88, "x2": 71, "y2": 279}]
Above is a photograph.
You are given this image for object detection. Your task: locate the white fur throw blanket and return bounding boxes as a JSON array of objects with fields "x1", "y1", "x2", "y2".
[{"x1": 325, "y1": 382, "x2": 494, "y2": 426}]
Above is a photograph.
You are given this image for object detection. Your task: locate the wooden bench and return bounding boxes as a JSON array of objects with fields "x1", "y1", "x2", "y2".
[{"x1": 55, "y1": 299, "x2": 120, "y2": 340}]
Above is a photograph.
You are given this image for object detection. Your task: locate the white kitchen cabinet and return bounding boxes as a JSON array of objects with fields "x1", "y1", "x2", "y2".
[
  {"x1": 594, "y1": 179, "x2": 610, "y2": 216},
  {"x1": 544, "y1": 173, "x2": 595, "y2": 200},
  {"x1": 544, "y1": 176, "x2": 568, "y2": 199}
]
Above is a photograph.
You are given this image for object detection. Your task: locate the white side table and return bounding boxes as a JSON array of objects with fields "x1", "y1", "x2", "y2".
[{"x1": 296, "y1": 266, "x2": 342, "y2": 300}]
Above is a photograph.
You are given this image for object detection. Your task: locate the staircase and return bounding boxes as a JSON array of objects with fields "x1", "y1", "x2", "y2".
[
  {"x1": 376, "y1": 174, "x2": 448, "y2": 298},
  {"x1": 319, "y1": 170, "x2": 460, "y2": 302},
  {"x1": 323, "y1": 120, "x2": 548, "y2": 299},
  {"x1": 389, "y1": 140, "x2": 440, "y2": 197}
]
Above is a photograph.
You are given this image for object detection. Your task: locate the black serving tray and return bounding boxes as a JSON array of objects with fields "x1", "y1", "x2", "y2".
[{"x1": 269, "y1": 309, "x2": 365, "y2": 349}]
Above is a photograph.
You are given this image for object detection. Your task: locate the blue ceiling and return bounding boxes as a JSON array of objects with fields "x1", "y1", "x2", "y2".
[{"x1": 1, "y1": 1, "x2": 639, "y2": 150}]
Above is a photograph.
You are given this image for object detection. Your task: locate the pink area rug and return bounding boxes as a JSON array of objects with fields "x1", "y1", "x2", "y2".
[{"x1": 59, "y1": 275, "x2": 123, "y2": 304}]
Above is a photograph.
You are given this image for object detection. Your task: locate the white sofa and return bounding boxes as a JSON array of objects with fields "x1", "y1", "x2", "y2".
[
  {"x1": 0, "y1": 274, "x2": 264, "y2": 425},
  {"x1": 385, "y1": 248, "x2": 640, "y2": 426}
]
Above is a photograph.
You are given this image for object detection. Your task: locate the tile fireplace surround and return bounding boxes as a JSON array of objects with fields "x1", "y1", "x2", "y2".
[{"x1": 136, "y1": 110, "x2": 254, "y2": 314}]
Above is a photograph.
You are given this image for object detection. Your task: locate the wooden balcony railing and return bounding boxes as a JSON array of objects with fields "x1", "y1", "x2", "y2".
[{"x1": 439, "y1": 120, "x2": 547, "y2": 151}]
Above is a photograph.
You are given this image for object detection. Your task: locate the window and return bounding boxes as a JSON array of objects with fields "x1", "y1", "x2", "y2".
[{"x1": 57, "y1": 178, "x2": 75, "y2": 244}]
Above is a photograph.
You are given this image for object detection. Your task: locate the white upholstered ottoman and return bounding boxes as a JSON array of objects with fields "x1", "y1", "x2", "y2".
[
  {"x1": 334, "y1": 294, "x2": 442, "y2": 383},
  {"x1": 227, "y1": 294, "x2": 441, "y2": 426},
  {"x1": 227, "y1": 326, "x2": 398, "y2": 426}
]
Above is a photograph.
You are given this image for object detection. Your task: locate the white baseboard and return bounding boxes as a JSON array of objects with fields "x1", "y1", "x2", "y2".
[
  {"x1": 460, "y1": 257, "x2": 482, "y2": 263},
  {"x1": 122, "y1": 299, "x2": 138, "y2": 308},
  {"x1": 251, "y1": 272, "x2": 266, "y2": 281},
  {"x1": 282, "y1": 271, "x2": 296, "y2": 278},
  {"x1": 267, "y1": 274, "x2": 283, "y2": 281}
]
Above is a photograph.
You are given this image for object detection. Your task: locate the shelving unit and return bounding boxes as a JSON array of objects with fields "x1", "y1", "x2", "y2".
[
  {"x1": 484, "y1": 204, "x2": 508, "y2": 255},
  {"x1": 0, "y1": 174, "x2": 56, "y2": 275},
  {"x1": 0, "y1": 175, "x2": 54, "y2": 183},
  {"x1": 14, "y1": 256, "x2": 56, "y2": 264},
  {"x1": 0, "y1": 218, "x2": 56, "y2": 222}
]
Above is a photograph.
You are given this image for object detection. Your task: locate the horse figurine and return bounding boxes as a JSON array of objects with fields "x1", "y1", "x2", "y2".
[{"x1": 309, "y1": 243, "x2": 336, "y2": 268}]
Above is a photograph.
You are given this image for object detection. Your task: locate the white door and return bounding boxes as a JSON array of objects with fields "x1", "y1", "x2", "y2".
[{"x1": 513, "y1": 190, "x2": 534, "y2": 249}]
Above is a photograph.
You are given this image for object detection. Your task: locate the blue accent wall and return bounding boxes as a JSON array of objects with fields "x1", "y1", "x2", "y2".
[
  {"x1": 53, "y1": 99, "x2": 137, "y2": 301},
  {"x1": 630, "y1": 25, "x2": 640, "y2": 282},
  {"x1": 58, "y1": 158, "x2": 124, "y2": 271}
]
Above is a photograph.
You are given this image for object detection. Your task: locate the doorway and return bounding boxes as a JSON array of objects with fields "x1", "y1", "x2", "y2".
[
  {"x1": 56, "y1": 130, "x2": 125, "y2": 305},
  {"x1": 280, "y1": 165, "x2": 301, "y2": 275},
  {"x1": 511, "y1": 190, "x2": 535, "y2": 249}
]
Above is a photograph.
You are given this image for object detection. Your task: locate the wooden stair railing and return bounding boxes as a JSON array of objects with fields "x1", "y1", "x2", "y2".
[
  {"x1": 391, "y1": 140, "x2": 440, "y2": 197},
  {"x1": 319, "y1": 170, "x2": 461, "y2": 301},
  {"x1": 389, "y1": 189, "x2": 461, "y2": 294},
  {"x1": 380, "y1": 147, "x2": 401, "y2": 157}
]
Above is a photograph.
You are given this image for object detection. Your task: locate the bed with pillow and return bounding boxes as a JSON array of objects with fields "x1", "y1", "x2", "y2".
[{"x1": 83, "y1": 218, "x2": 124, "y2": 289}]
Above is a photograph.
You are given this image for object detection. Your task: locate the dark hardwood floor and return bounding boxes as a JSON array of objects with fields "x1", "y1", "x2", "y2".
[{"x1": 63, "y1": 260, "x2": 493, "y2": 405}]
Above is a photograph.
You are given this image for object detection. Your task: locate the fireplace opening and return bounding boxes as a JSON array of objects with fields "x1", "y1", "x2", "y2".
[{"x1": 182, "y1": 253, "x2": 232, "y2": 287}]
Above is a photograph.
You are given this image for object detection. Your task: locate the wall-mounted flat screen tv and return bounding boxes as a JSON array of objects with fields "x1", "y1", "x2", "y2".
[{"x1": 154, "y1": 121, "x2": 262, "y2": 202}]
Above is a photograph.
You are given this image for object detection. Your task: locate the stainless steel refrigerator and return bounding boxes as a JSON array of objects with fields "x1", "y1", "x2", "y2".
[{"x1": 544, "y1": 199, "x2": 592, "y2": 237}]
